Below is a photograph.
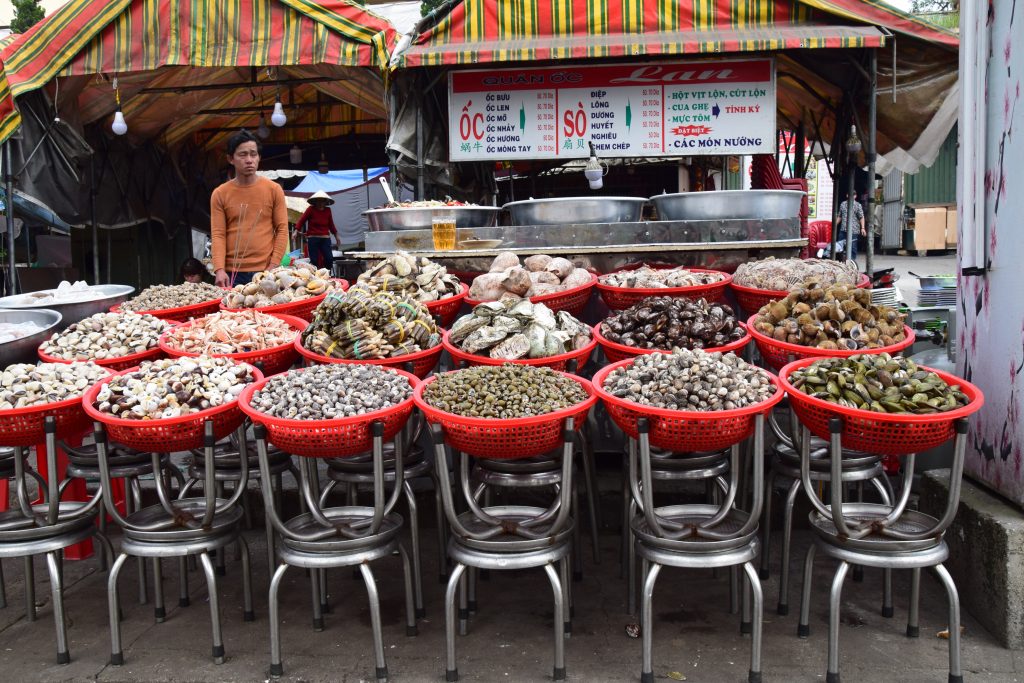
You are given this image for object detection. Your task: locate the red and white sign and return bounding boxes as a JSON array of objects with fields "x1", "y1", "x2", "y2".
[{"x1": 448, "y1": 59, "x2": 775, "y2": 161}]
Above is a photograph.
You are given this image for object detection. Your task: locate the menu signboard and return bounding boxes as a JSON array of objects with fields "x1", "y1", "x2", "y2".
[{"x1": 448, "y1": 58, "x2": 775, "y2": 161}]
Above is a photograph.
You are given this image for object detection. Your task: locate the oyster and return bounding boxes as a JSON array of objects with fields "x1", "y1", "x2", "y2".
[
  {"x1": 489, "y1": 333, "x2": 531, "y2": 360},
  {"x1": 463, "y1": 326, "x2": 509, "y2": 353}
]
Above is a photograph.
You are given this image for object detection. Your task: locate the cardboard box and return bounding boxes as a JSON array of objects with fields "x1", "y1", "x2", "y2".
[
  {"x1": 945, "y1": 207, "x2": 958, "y2": 247},
  {"x1": 912, "y1": 207, "x2": 948, "y2": 251}
]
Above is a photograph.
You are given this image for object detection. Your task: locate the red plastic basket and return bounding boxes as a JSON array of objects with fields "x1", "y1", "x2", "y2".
[
  {"x1": 441, "y1": 328, "x2": 596, "y2": 372},
  {"x1": 746, "y1": 314, "x2": 915, "y2": 371},
  {"x1": 294, "y1": 334, "x2": 444, "y2": 379},
  {"x1": 37, "y1": 344, "x2": 164, "y2": 373},
  {"x1": 158, "y1": 313, "x2": 307, "y2": 377},
  {"x1": 596, "y1": 268, "x2": 732, "y2": 311},
  {"x1": 82, "y1": 364, "x2": 263, "y2": 453},
  {"x1": 238, "y1": 368, "x2": 419, "y2": 458},
  {"x1": 425, "y1": 282, "x2": 469, "y2": 328},
  {"x1": 0, "y1": 368, "x2": 112, "y2": 447},
  {"x1": 593, "y1": 321, "x2": 751, "y2": 364},
  {"x1": 779, "y1": 357, "x2": 984, "y2": 456},
  {"x1": 730, "y1": 273, "x2": 871, "y2": 316},
  {"x1": 465, "y1": 272, "x2": 597, "y2": 317},
  {"x1": 414, "y1": 372, "x2": 597, "y2": 459},
  {"x1": 220, "y1": 278, "x2": 349, "y2": 322},
  {"x1": 593, "y1": 359, "x2": 784, "y2": 453},
  {"x1": 110, "y1": 296, "x2": 224, "y2": 323}
]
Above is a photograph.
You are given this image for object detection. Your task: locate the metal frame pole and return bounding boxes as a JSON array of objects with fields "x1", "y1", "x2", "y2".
[
  {"x1": 90, "y1": 157, "x2": 100, "y2": 285},
  {"x1": 4, "y1": 143, "x2": 16, "y2": 295},
  {"x1": 865, "y1": 49, "x2": 878, "y2": 278},
  {"x1": 843, "y1": 168, "x2": 856, "y2": 262}
]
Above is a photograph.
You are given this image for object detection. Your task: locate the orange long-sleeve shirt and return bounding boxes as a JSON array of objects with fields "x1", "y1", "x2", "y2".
[{"x1": 210, "y1": 177, "x2": 289, "y2": 273}]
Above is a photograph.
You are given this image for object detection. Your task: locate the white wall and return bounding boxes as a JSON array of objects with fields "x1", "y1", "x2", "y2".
[{"x1": 0, "y1": 0, "x2": 68, "y2": 27}]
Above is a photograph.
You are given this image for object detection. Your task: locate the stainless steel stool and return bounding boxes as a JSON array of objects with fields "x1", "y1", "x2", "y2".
[
  {"x1": 255, "y1": 422, "x2": 418, "y2": 681},
  {"x1": 630, "y1": 416, "x2": 767, "y2": 683},
  {"x1": 95, "y1": 421, "x2": 254, "y2": 666},
  {"x1": 0, "y1": 418, "x2": 113, "y2": 664},
  {"x1": 761, "y1": 437, "x2": 895, "y2": 615},
  {"x1": 0, "y1": 445, "x2": 47, "y2": 610},
  {"x1": 796, "y1": 418, "x2": 970, "y2": 683},
  {"x1": 428, "y1": 420, "x2": 578, "y2": 682}
]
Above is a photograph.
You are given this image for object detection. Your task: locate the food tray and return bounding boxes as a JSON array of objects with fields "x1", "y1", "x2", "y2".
[
  {"x1": 465, "y1": 272, "x2": 597, "y2": 318},
  {"x1": 413, "y1": 372, "x2": 597, "y2": 459},
  {"x1": 0, "y1": 369, "x2": 112, "y2": 447},
  {"x1": 593, "y1": 360, "x2": 784, "y2": 453},
  {"x1": 441, "y1": 329, "x2": 597, "y2": 373},
  {"x1": 220, "y1": 278, "x2": 349, "y2": 322},
  {"x1": 595, "y1": 268, "x2": 732, "y2": 311},
  {"x1": 158, "y1": 313, "x2": 307, "y2": 377},
  {"x1": 37, "y1": 345, "x2": 164, "y2": 373},
  {"x1": 82, "y1": 364, "x2": 263, "y2": 453},
  {"x1": 110, "y1": 296, "x2": 224, "y2": 323},
  {"x1": 592, "y1": 322, "x2": 751, "y2": 364},
  {"x1": 746, "y1": 314, "x2": 915, "y2": 371},
  {"x1": 294, "y1": 335, "x2": 444, "y2": 379},
  {"x1": 780, "y1": 357, "x2": 984, "y2": 456},
  {"x1": 730, "y1": 273, "x2": 871, "y2": 316},
  {"x1": 238, "y1": 368, "x2": 419, "y2": 458},
  {"x1": 425, "y1": 282, "x2": 469, "y2": 328}
]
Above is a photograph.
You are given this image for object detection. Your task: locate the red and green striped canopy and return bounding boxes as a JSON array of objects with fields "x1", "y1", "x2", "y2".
[
  {"x1": 0, "y1": 57, "x2": 19, "y2": 146},
  {"x1": 400, "y1": 0, "x2": 957, "y2": 67}
]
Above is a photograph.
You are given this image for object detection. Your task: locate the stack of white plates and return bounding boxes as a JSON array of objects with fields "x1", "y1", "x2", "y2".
[
  {"x1": 871, "y1": 287, "x2": 899, "y2": 306},
  {"x1": 917, "y1": 287, "x2": 957, "y2": 307}
]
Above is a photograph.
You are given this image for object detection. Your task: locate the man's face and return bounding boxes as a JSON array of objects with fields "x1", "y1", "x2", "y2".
[
  {"x1": 184, "y1": 273, "x2": 203, "y2": 283},
  {"x1": 228, "y1": 141, "x2": 260, "y2": 177}
]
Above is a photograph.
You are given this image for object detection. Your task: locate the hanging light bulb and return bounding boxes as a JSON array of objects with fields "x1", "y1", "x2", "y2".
[
  {"x1": 271, "y1": 94, "x2": 287, "y2": 127},
  {"x1": 318, "y1": 151, "x2": 329, "y2": 174},
  {"x1": 289, "y1": 145, "x2": 302, "y2": 164},
  {"x1": 256, "y1": 115, "x2": 270, "y2": 139},
  {"x1": 111, "y1": 76, "x2": 127, "y2": 136}
]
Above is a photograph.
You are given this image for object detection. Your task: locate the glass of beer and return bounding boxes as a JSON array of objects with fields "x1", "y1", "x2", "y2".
[{"x1": 432, "y1": 213, "x2": 457, "y2": 251}]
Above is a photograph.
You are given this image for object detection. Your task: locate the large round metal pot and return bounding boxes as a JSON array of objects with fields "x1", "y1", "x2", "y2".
[
  {"x1": 363, "y1": 205, "x2": 502, "y2": 231},
  {"x1": 503, "y1": 196, "x2": 647, "y2": 226},
  {"x1": 651, "y1": 190, "x2": 804, "y2": 221},
  {"x1": 0, "y1": 284, "x2": 134, "y2": 330},
  {"x1": 0, "y1": 308, "x2": 62, "y2": 365}
]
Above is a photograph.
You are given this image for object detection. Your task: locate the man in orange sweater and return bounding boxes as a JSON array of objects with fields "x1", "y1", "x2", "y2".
[{"x1": 210, "y1": 130, "x2": 289, "y2": 287}]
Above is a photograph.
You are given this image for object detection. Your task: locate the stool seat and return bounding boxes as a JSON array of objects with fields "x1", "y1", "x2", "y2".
[
  {"x1": 449, "y1": 535, "x2": 571, "y2": 570},
  {"x1": 326, "y1": 455, "x2": 431, "y2": 484},
  {"x1": 121, "y1": 500, "x2": 243, "y2": 544},
  {"x1": 632, "y1": 504, "x2": 756, "y2": 553},
  {"x1": 281, "y1": 507, "x2": 404, "y2": 553},
  {"x1": 636, "y1": 536, "x2": 759, "y2": 569},
  {"x1": 0, "y1": 503, "x2": 96, "y2": 542},
  {"x1": 453, "y1": 506, "x2": 575, "y2": 553},
  {"x1": 810, "y1": 503, "x2": 944, "y2": 553},
  {"x1": 773, "y1": 442, "x2": 880, "y2": 471}
]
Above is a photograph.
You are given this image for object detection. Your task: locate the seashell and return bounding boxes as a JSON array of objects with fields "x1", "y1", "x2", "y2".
[
  {"x1": 463, "y1": 326, "x2": 509, "y2": 353},
  {"x1": 450, "y1": 315, "x2": 489, "y2": 344},
  {"x1": 489, "y1": 333, "x2": 531, "y2": 360}
]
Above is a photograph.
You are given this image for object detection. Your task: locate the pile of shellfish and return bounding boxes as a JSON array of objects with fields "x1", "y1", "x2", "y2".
[
  {"x1": 161, "y1": 310, "x2": 298, "y2": 355},
  {"x1": 752, "y1": 283, "x2": 906, "y2": 350},
  {"x1": 449, "y1": 299, "x2": 591, "y2": 360},
  {"x1": 599, "y1": 266, "x2": 726, "y2": 289},
  {"x1": 423, "y1": 364, "x2": 588, "y2": 418},
  {"x1": 221, "y1": 263, "x2": 336, "y2": 309},
  {"x1": 1, "y1": 362, "x2": 109, "y2": 410},
  {"x1": 41, "y1": 312, "x2": 169, "y2": 361},
  {"x1": 469, "y1": 252, "x2": 593, "y2": 301},
  {"x1": 121, "y1": 282, "x2": 224, "y2": 312},
  {"x1": 600, "y1": 297, "x2": 744, "y2": 350},
  {"x1": 357, "y1": 252, "x2": 461, "y2": 302},
  {"x1": 733, "y1": 258, "x2": 859, "y2": 290},
  {"x1": 301, "y1": 284, "x2": 440, "y2": 360}
]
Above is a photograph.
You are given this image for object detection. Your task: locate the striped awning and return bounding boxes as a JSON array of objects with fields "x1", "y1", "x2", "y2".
[
  {"x1": 399, "y1": 0, "x2": 957, "y2": 67},
  {"x1": 0, "y1": 56, "x2": 19, "y2": 145}
]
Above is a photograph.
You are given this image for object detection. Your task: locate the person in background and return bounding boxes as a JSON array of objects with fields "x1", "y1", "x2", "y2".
[
  {"x1": 179, "y1": 258, "x2": 212, "y2": 284},
  {"x1": 209, "y1": 130, "x2": 289, "y2": 287},
  {"x1": 817, "y1": 190, "x2": 865, "y2": 260},
  {"x1": 295, "y1": 191, "x2": 339, "y2": 272}
]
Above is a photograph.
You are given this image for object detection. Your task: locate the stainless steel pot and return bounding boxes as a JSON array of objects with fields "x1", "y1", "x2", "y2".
[
  {"x1": 0, "y1": 308, "x2": 62, "y2": 365},
  {"x1": 651, "y1": 190, "x2": 804, "y2": 221},
  {"x1": 0, "y1": 284, "x2": 134, "y2": 330},
  {"x1": 363, "y1": 205, "x2": 502, "y2": 231},
  {"x1": 503, "y1": 196, "x2": 647, "y2": 226}
]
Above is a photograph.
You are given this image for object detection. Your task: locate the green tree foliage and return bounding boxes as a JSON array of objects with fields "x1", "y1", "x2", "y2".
[
  {"x1": 11, "y1": 0, "x2": 45, "y2": 34},
  {"x1": 910, "y1": 0, "x2": 959, "y2": 12},
  {"x1": 420, "y1": 0, "x2": 446, "y2": 17}
]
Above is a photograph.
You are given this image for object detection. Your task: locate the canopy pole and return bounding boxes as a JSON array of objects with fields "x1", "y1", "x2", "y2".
[
  {"x1": 865, "y1": 49, "x2": 878, "y2": 278},
  {"x1": 844, "y1": 165, "x2": 856, "y2": 263},
  {"x1": 90, "y1": 157, "x2": 99, "y2": 285},
  {"x1": 4, "y1": 143, "x2": 16, "y2": 295},
  {"x1": 415, "y1": 89, "x2": 425, "y2": 201}
]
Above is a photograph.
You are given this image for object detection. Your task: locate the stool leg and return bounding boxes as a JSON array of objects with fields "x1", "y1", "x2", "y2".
[
  {"x1": 798, "y1": 543, "x2": 817, "y2": 638},
  {"x1": 639, "y1": 561, "x2": 663, "y2": 683},
  {"x1": 310, "y1": 567, "x2": 324, "y2": 631},
  {"x1": 933, "y1": 563, "x2": 963, "y2": 683},
  {"x1": 560, "y1": 557, "x2": 572, "y2": 636},
  {"x1": 0, "y1": 559, "x2": 6, "y2": 608},
  {"x1": 239, "y1": 536, "x2": 254, "y2": 621},
  {"x1": 777, "y1": 478, "x2": 801, "y2": 616},
  {"x1": 398, "y1": 544, "x2": 418, "y2": 636},
  {"x1": 241, "y1": 482, "x2": 253, "y2": 530},
  {"x1": 729, "y1": 566, "x2": 740, "y2": 615},
  {"x1": 444, "y1": 563, "x2": 467, "y2": 681},
  {"x1": 626, "y1": 498, "x2": 637, "y2": 615},
  {"x1": 403, "y1": 480, "x2": 426, "y2": 618},
  {"x1": 358, "y1": 563, "x2": 389, "y2": 682},
  {"x1": 580, "y1": 438, "x2": 600, "y2": 564},
  {"x1": 434, "y1": 474, "x2": 448, "y2": 584},
  {"x1": 572, "y1": 483, "x2": 583, "y2": 582},
  {"x1": 620, "y1": 452, "x2": 629, "y2": 580},
  {"x1": 319, "y1": 569, "x2": 330, "y2": 614},
  {"x1": 152, "y1": 559, "x2": 165, "y2": 622},
  {"x1": 24, "y1": 556, "x2": 35, "y2": 621},
  {"x1": 467, "y1": 567, "x2": 477, "y2": 614},
  {"x1": 740, "y1": 568, "x2": 752, "y2": 634},
  {"x1": 543, "y1": 562, "x2": 566, "y2": 681},
  {"x1": 127, "y1": 477, "x2": 148, "y2": 605},
  {"x1": 458, "y1": 569, "x2": 469, "y2": 635},
  {"x1": 107, "y1": 553, "x2": 130, "y2": 665},
  {"x1": 265, "y1": 477, "x2": 277, "y2": 579},
  {"x1": 906, "y1": 568, "x2": 921, "y2": 638},
  {"x1": 881, "y1": 569, "x2": 894, "y2": 618},
  {"x1": 826, "y1": 561, "x2": 851, "y2": 683},
  {"x1": 45, "y1": 551, "x2": 70, "y2": 664},
  {"x1": 179, "y1": 557, "x2": 190, "y2": 607},
  {"x1": 759, "y1": 469, "x2": 775, "y2": 580},
  {"x1": 214, "y1": 484, "x2": 227, "y2": 577},
  {"x1": 268, "y1": 563, "x2": 289, "y2": 677},
  {"x1": 743, "y1": 562, "x2": 764, "y2": 683},
  {"x1": 198, "y1": 551, "x2": 225, "y2": 664}
]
